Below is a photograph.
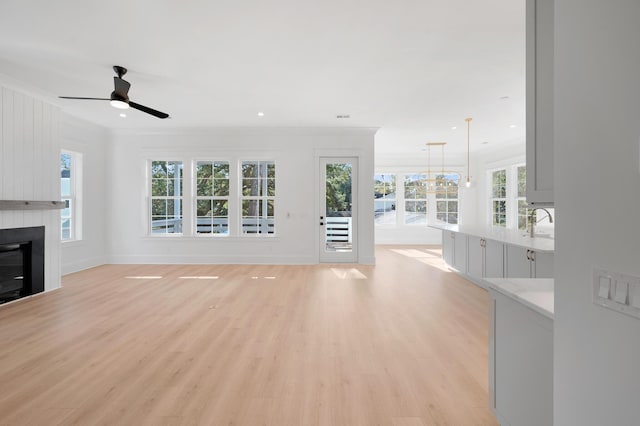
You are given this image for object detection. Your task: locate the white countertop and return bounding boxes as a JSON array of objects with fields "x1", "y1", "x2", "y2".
[
  {"x1": 428, "y1": 223, "x2": 554, "y2": 252},
  {"x1": 483, "y1": 278, "x2": 554, "y2": 319}
]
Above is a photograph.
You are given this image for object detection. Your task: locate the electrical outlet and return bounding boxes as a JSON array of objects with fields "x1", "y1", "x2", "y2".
[{"x1": 593, "y1": 267, "x2": 640, "y2": 320}]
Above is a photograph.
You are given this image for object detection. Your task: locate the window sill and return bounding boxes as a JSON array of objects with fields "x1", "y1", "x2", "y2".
[{"x1": 61, "y1": 239, "x2": 84, "y2": 246}]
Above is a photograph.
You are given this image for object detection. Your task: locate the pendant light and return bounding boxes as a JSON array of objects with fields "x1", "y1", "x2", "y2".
[
  {"x1": 425, "y1": 142, "x2": 447, "y2": 193},
  {"x1": 465, "y1": 117, "x2": 472, "y2": 188}
]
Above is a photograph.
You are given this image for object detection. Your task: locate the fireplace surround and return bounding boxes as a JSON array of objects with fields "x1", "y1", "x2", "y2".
[{"x1": 0, "y1": 226, "x2": 45, "y2": 305}]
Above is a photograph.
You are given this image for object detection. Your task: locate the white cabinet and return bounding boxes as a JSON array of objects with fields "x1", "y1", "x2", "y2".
[
  {"x1": 468, "y1": 236, "x2": 504, "y2": 279},
  {"x1": 505, "y1": 245, "x2": 554, "y2": 278},
  {"x1": 468, "y1": 236, "x2": 484, "y2": 278},
  {"x1": 442, "y1": 230, "x2": 454, "y2": 266},
  {"x1": 442, "y1": 230, "x2": 467, "y2": 273},
  {"x1": 453, "y1": 232, "x2": 467, "y2": 273},
  {"x1": 489, "y1": 289, "x2": 553, "y2": 426},
  {"x1": 526, "y1": 0, "x2": 554, "y2": 205},
  {"x1": 485, "y1": 239, "x2": 505, "y2": 278}
]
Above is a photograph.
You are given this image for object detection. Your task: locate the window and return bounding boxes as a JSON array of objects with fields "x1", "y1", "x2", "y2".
[
  {"x1": 491, "y1": 169, "x2": 507, "y2": 227},
  {"x1": 436, "y1": 173, "x2": 459, "y2": 224},
  {"x1": 516, "y1": 165, "x2": 535, "y2": 231},
  {"x1": 374, "y1": 174, "x2": 396, "y2": 224},
  {"x1": 150, "y1": 161, "x2": 183, "y2": 234},
  {"x1": 241, "y1": 161, "x2": 275, "y2": 235},
  {"x1": 60, "y1": 151, "x2": 82, "y2": 241},
  {"x1": 404, "y1": 174, "x2": 428, "y2": 225},
  {"x1": 195, "y1": 161, "x2": 229, "y2": 235}
]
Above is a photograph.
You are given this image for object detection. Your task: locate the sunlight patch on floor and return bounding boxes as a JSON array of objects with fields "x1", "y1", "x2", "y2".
[
  {"x1": 125, "y1": 276, "x2": 163, "y2": 279},
  {"x1": 178, "y1": 276, "x2": 219, "y2": 280},
  {"x1": 416, "y1": 257, "x2": 451, "y2": 272},
  {"x1": 391, "y1": 248, "x2": 450, "y2": 271},
  {"x1": 391, "y1": 248, "x2": 439, "y2": 258},
  {"x1": 330, "y1": 268, "x2": 368, "y2": 279}
]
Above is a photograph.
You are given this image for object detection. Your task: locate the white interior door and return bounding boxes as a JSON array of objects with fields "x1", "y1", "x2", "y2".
[{"x1": 319, "y1": 157, "x2": 358, "y2": 263}]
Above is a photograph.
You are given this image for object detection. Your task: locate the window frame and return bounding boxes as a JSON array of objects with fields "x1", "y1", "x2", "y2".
[
  {"x1": 149, "y1": 160, "x2": 184, "y2": 236},
  {"x1": 435, "y1": 172, "x2": 460, "y2": 225},
  {"x1": 194, "y1": 160, "x2": 230, "y2": 237},
  {"x1": 403, "y1": 173, "x2": 429, "y2": 226},
  {"x1": 490, "y1": 168, "x2": 508, "y2": 228},
  {"x1": 374, "y1": 173, "x2": 397, "y2": 226},
  {"x1": 60, "y1": 150, "x2": 83, "y2": 242},
  {"x1": 516, "y1": 164, "x2": 536, "y2": 231},
  {"x1": 239, "y1": 160, "x2": 276, "y2": 237}
]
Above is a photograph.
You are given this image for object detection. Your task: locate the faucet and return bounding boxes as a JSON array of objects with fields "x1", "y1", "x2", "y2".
[{"x1": 529, "y1": 207, "x2": 554, "y2": 237}]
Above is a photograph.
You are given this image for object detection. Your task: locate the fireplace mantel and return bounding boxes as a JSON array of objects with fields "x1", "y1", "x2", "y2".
[{"x1": 0, "y1": 200, "x2": 65, "y2": 210}]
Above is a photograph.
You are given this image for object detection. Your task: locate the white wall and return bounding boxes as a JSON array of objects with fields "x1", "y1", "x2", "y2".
[
  {"x1": 0, "y1": 85, "x2": 61, "y2": 291},
  {"x1": 554, "y1": 1, "x2": 640, "y2": 425},
  {"x1": 106, "y1": 128, "x2": 376, "y2": 264},
  {"x1": 60, "y1": 114, "x2": 108, "y2": 274}
]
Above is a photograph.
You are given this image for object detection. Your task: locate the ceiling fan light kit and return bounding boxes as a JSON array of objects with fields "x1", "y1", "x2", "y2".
[{"x1": 59, "y1": 65, "x2": 169, "y2": 119}]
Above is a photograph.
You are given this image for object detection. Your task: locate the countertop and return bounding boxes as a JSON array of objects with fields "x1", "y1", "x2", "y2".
[
  {"x1": 483, "y1": 278, "x2": 554, "y2": 319},
  {"x1": 428, "y1": 223, "x2": 554, "y2": 252}
]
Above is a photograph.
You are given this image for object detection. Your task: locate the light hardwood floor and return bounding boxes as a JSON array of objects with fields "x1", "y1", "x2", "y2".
[{"x1": 0, "y1": 246, "x2": 497, "y2": 426}]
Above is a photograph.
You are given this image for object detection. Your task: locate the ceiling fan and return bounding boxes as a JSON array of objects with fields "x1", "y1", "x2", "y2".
[{"x1": 59, "y1": 65, "x2": 170, "y2": 119}]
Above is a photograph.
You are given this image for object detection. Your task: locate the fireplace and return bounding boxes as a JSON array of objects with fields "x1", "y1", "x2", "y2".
[{"x1": 0, "y1": 226, "x2": 44, "y2": 305}]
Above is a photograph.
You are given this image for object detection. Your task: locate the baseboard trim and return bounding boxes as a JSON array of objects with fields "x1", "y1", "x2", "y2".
[{"x1": 106, "y1": 254, "x2": 319, "y2": 265}]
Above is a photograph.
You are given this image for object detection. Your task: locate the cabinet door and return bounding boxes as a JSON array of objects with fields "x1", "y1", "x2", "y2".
[
  {"x1": 526, "y1": 0, "x2": 554, "y2": 205},
  {"x1": 453, "y1": 233, "x2": 467, "y2": 273},
  {"x1": 442, "y1": 231, "x2": 455, "y2": 266},
  {"x1": 492, "y1": 291, "x2": 553, "y2": 426},
  {"x1": 532, "y1": 250, "x2": 554, "y2": 278},
  {"x1": 467, "y1": 236, "x2": 484, "y2": 278},
  {"x1": 484, "y1": 240, "x2": 505, "y2": 278},
  {"x1": 505, "y1": 245, "x2": 532, "y2": 278}
]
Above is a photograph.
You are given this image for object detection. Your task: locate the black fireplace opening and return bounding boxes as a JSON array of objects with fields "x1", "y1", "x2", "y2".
[{"x1": 0, "y1": 227, "x2": 45, "y2": 305}]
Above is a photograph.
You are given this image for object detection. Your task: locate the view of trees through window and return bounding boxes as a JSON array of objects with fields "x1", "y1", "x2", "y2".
[
  {"x1": 404, "y1": 174, "x2": 428, "y2": 224},
  {"x1": 436, "y1": 173, "x2": 459, "y2": 224},
  {"x1": 150, "y1": 161, "x2": 183, "y2": 234},
  {"x1": 196, "y1": 161, "x2": 229, "y2": 235},
  {"x1": 516, "y1": 165, "x2": 536, "y2": 231},
  {"x1": 326, "y1": 164, "x2": 352, "y2": 216},
  {"x1": 491, "y1": 169, "x2": 507, "y2": 227},
  {"x1": 241, "y1": 161, "x2": 275, "y2": 234},
  {"x1": 374, "y1": 174, "x2": 395, "y2": 224}
]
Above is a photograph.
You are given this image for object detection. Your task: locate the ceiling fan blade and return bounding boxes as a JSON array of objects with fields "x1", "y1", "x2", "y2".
[
  {"x1": 113, "y1": 77, "x2": 131, "y2": 97},
  {"x1": 59, "y1": 96, "x2": 110, "y2": 100},
  {"x1": 129, "y1": 101, "x2": 170, "y2": 119}
]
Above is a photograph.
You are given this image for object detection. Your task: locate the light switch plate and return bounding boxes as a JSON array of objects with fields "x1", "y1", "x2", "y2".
[{"x1": 593, "y1": 267, "x2": 640, "y2": 320}]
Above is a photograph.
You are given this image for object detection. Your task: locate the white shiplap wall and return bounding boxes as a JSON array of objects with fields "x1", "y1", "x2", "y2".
[{"x1": 0, "y1": 85, "x2": 61, "y2": 291}]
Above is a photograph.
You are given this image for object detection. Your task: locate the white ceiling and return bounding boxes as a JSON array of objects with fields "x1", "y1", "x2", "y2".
[{"x1": 0, "y1": 0, "x2": 525, "y2": 156}]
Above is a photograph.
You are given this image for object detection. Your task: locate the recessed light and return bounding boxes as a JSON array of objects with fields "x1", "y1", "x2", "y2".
[
  {"x1": 451, "y1": 126, "x2": 457, "y2": 130},
  {"x1": 336, "y1": 114, "x2": 350, "y2": 119},
  {"x1": 509, "y1": 124, "x2": 517, "y2": 128},
  {"x1": 119, "y1": 113, "x2": 126, "y2": 118},
  {"x1": 500, "y1": 96, "x2": 510, "y2": 100},
  {"x1": 257, "y1": 112, "x2": 265, "y2": 117},
  {"x1": 482, "y1": 141, "x2": 489, "y2": 145}
]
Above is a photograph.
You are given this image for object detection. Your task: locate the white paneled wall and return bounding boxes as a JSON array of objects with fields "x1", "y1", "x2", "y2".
[{"x1": 0, "y1": 85, "x2": 61, "y2": 291}]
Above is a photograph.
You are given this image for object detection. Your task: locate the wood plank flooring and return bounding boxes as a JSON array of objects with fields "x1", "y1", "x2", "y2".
[{"x1": 0, "y1": 246, "x2": 497, "y2": 426}]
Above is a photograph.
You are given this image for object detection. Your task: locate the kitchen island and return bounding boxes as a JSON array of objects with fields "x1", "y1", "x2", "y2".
[{"x1": 428, "y1": 224, "x2": 554, "y2": 286}]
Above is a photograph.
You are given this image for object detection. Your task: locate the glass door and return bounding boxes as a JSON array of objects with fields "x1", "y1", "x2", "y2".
[{"x1": 319, "y1": 157, "x2": 357, "y2": 263}]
